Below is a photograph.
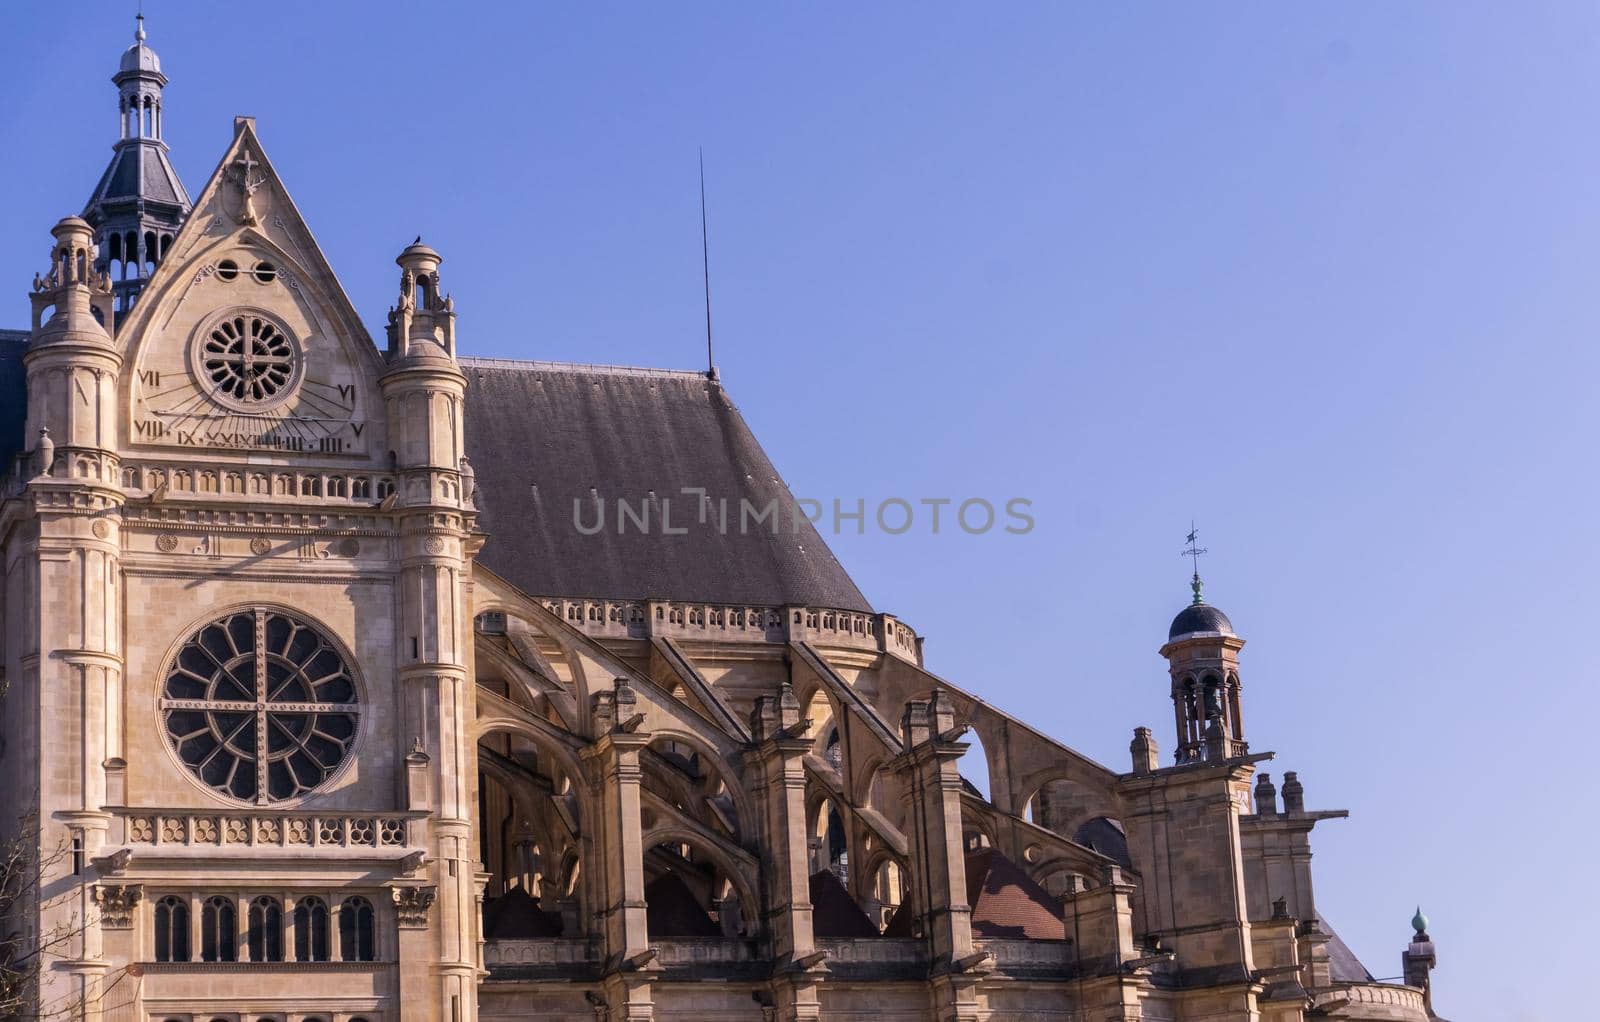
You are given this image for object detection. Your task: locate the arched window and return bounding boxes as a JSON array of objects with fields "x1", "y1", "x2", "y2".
[
  {"x1": 248, "y1": 896, "x2": 283, "y2": 962},
  {"x1": 338, "y1": 896, "x2": 375, "y2": 961},
  {"x1": 154, "y1": 896, "x2": 189, "y2": 962},
  {"x1": 294, "y1": 896, "x2": 330, "y2": 962},
  {"x1": 1201, "y1": 674, "x2": 1223, "y2": 722},
  {"x1": 200, "y1": 896, "x2": 236, "y2": 962}
]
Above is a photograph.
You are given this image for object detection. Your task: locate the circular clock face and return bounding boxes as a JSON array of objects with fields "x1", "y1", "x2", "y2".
[
  {"x1": 191, "y1": 308, "x2": 304, "y2": 411},
  {"x1": 131, "y1": 285, "x2": 369, "y2": 455}
]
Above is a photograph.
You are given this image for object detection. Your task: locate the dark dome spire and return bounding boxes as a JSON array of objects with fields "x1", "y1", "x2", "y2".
[
  {"x1": 1168, "y1": 602, "x2": 1234, "y2": 640},
  {"x1": 84, "y1": 10, "x2": 191, "y2": 318}
]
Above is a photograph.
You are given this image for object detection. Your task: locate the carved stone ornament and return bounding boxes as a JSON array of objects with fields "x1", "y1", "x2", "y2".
[
  {"x1": 337, "y1": 537, "x2": 361, "y2": 558},
  {"x1": 249, "y1": 536, "x2": 272, "y2": 556},
  {"x1": 94, "y1": 883, "x2": 142, "y2": 928},
  {"x1": 399, "y1": 850, "x2": 427, "y2": 876},
  {"x1": 91, "y1": 520, "x2": 111, "y2": 540},
  {"x1": 424, "y1": 536, "x2": 446, "y2": 555},
  {"x1": 392, "y1": 885, "x2": 437, "y2": 927},
  {"x1": 231, "y1": 149, "x2": 266, "y2": 226},
  {"x1": 155, "y1": 533, "x2": 179, "y2": 553}
]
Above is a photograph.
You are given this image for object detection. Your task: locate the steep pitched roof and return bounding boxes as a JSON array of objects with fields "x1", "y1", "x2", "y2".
[
  {"x1": 1317, "y1": 913, "x2": 1375, "y2": 983},
  {"x1": 481, "y1": 885, "x2": 564, "y2": 939},
  {"x1": 965, "y1": 848, "x2": 1065, "y2": 941},
  {"x1": 83, "y1": 139, "x2": 191, "y2": 213},
  {"x1": 0, "y1": 332, "x2": 29, "y2": 481},
  {"x1": 878, "y1": 849, "x2": 1068, "y2": 942},
  {"x1": 462, "y1": 358, "x2": 872, "y2": 612},
  {"x1": 809, "y1": 869, "x2": 880, "y2": 938},
  {"x1": 643, "y1": 872, "x2": 722, "y2": 937}
]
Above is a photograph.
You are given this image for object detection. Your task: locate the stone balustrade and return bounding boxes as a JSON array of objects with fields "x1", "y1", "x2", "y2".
[
  {"x1": 977, "y1": 938, "x2": 1075, "y2": 970},
  {"x1": 1313, "y1": 982, "x2": 1430, "y2": 1021},
  {"x1": 118, "y1": 809, "x2": 418, "y2": 849},
  {"x1": 120, "y1": 461, "x2": 398, "y2": 505},
  {"x1": 651, "y1": 938, "x2": 757, "y2": 965},
  {"x1": 817, "y1": 938, "x2": 926, "y2": 965},
  {"x1": 483, "y1": 939, "x2": 599, "y2": 968},
  {"x1": 528, "y1": 597, "x2": 923, "y2": 664}
]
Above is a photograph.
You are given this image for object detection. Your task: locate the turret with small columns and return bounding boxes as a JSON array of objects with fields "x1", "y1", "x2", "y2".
[
  {"x1": 82, "y1": 14, "x2": 192, "y2": 317},
  {"x1": 25, "y1": 216, "x2": 121, "y2": 483},
  {"x1": 12, "y1": 216, "x2": 128, "y2": 1022},
  {"x1": 1160, "y1": 573, "x2": 1248, "y2": 764},
  {"x1": 386, "y1": 237, "x2": 458, "y2": 359},
  {"x1": 377, "y1": 238, "x2": 480, "y2": 1022}
]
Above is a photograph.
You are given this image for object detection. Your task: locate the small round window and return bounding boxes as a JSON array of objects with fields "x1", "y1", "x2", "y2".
[
  {"x1": 216, "y1": 260, "x2": 239, "y2": 281},
  {"x1": 162, "y1": 609, "x2": 360, "y2": 803},
  {"x1": 197, "y1": 311, "x2": 300, "y2": 408},
  {"x1": 253, "y1": 261, "x2": 277, "y2": 284}
]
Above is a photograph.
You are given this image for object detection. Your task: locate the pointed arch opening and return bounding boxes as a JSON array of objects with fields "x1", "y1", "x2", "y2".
[{"x1": 642, "y1": 833, "x2": 757, "y2": 940}]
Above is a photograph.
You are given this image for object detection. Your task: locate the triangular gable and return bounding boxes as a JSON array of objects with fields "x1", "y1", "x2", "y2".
[{"x1": 116, "y1": 118, "x2": 389, "y2": 461}]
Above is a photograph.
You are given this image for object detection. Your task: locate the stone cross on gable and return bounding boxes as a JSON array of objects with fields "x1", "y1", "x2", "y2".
[{"x1": 232, "y1": 148, "x2": 265, "y2": 225}]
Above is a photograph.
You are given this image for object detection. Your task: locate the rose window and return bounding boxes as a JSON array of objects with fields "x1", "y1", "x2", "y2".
[
  {"x1": 162, "y1": 609, "x2": 359, "y2": 803},
  {"x1": 200, "y1": 313, "x2": 296, "y2": 405}
]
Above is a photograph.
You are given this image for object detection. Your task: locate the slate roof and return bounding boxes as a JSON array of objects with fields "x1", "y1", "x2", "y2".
[
  {"x1": 1072, "y1": 816, "x2": 1132, "y2": 869},
  {"x1": 83, "y1": 140, "x2": 191, "y2": 213},
  {"x1": 1169, "y1": 602, "x2": 1235, "y2": 639},
  {"x1": 481, "y1": 885, "x2": 564, "y2": 939},
  {"x1": 461, "y1": 358, "x2": 873, "y2": 611},
  {"x1": 1318, "y1": 913, "x2": 1375, "y2": 983},
  {"x1": 0, "y1": 346, "x2": 873, "y2": 611},
  {"x1": 643, "y1": 872, "x2": 722, "y2": 937},
  {"x1": 0, "y1": 333, "x2": 29, "y2": 480}
]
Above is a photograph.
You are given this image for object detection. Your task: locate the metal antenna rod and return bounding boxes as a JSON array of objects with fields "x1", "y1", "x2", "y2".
[{"x1": 699, "y1": 148, "x2": 715, "y2": 379}]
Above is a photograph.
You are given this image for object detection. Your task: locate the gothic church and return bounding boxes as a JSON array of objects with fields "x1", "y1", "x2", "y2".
[{"x1": 0, "y1": 19, "x2": 1446, "y2": 1022}]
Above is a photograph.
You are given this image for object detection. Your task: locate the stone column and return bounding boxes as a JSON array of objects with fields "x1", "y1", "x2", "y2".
[
  {"x1": 585, "y1": 698, "x2": 655, "y2": 1022},
  {"x1": 747, "y1": 683, "x2": 824, "y2": 1022},
  {"x1": 587, "y1": 723, "x2": 651, "y2": 959},
  {"x1": 1119, "y1": 760, "x2": 1262, "y2": 1021},
  {"x1": 893, "y1": 691, "x2": 983, "y2": 1022},
  {"x1": 284, "y1": 896, "x2": 299, "y2": 962},
  {"x1": 393, "y1": 884, "x2": 440, "y2": 1022},
  {"x1": 380, "y1": 240, "x2": 478, "y2": 1022},
  {"x1": 19, "y1": 221, "x2": 125, "y2": 1021}
]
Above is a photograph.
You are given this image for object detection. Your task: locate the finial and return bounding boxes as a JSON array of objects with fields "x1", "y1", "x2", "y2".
[
  {"x1": 1411, "y1": 906, "x2": 1428, "y2": 935},
  {"x1": 135, "y1": 12, "x2": 146, "y2": 42},
  {"x1": 1182, "y1": 522, "x2": 1207, "y2": 605}
]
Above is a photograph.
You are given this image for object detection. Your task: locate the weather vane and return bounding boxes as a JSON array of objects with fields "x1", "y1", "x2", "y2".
[{"x1": 1181, "y1": 522, "x2": 1207, "y2": 605}]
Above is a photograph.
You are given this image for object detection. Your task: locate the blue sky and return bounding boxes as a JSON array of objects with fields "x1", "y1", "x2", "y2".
[{"x1": 6, "y1": 2, "x2": 1593, "y2": 1016}]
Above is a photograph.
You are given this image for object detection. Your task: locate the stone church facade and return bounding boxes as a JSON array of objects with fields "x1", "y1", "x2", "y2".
[{"x1": 0, "y1": 20, "x2": 1446, "y2": 1022}]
